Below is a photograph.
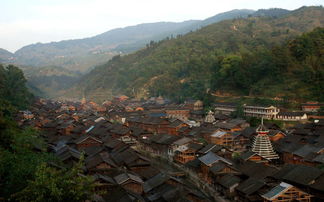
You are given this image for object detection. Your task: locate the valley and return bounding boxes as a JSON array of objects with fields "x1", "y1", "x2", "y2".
[{"x1": 0, "y1": 4, "x2": 323, "y2": 202}]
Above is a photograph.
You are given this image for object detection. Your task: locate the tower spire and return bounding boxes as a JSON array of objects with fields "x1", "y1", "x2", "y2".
[
  {"x1": 261, "y1": 117, "x2": 264, "y2": 125},
  {"x1": 252, "y1": 119, "x2": 279, "y2": 160}
]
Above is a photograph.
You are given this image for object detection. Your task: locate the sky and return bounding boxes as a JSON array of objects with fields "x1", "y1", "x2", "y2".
[{"x1": 0, "y1": 0, "x2": 323, "y2": 52}]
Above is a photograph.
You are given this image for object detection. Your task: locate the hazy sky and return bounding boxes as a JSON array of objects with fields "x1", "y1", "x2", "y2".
[{"x1": 1, "y1": 0, "x2": 323, "y2": 52}]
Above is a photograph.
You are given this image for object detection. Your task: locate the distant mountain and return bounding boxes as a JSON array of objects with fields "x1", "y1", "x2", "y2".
[
  {"x1": 198, "y1": 9, "x2": 255, "y2": 27},
  {"x1": 66, "y1": 6, "x2": 324, "y2": 102},
  {"x1": 252, "y1": 8, "x2": 290, "y2": 17},
  {"x1": 13, "y1": 21, "x2": 199, "y2": 72},
  {"x1": 3, "y1": 9, "x2": 263, "y2": 73},
  {"x1": 0, "y1": 48, "x2": 14, "y2": 63}
]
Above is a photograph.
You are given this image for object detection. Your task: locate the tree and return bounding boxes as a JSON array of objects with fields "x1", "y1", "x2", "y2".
[
  {"x1": 231, "y1": 104, "x2": 245, "y2": 118},
  {"x1": 0, "y1": 123, "x2": 52, "y2": 198},
  {"x1": 13, "y1": 157, "x2": 95, "y2": 202},
  {"x1": 0, "y1": 64, "x2": 33, "y2": 109}
]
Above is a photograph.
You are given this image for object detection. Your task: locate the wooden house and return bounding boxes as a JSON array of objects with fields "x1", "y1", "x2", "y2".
[
  {"x1": 168, "y1": 137, "x2": 192, "y2": 157},
  {"x1": 55, "y1": 146, "x2": 82, "y2": 167},
  {"x1": 57, "y1": 120, "x2": 76, "y2": 135},
  {"x1": 165, "y1": 108, "x2": 190, "y2": 121},
  {"x1": 214, "y1": 122, "x2": 242, "y2": 132},
  {"x1": 209, "y1": 130, "x2": 233, "y2": 147},
  {"x1": 142, "y1": 134, "x2": 180, "y2": 157},
  {"x1": 114, "y1": 173, "x2": 144, "y2": 194},
  {"x1": 217, "y1": 174, "x2": 241, "y2": 199},
  {"x1": 75, "y1": 135, "x2": 103, "y2": 149},
  {"x1": 168, "y1": 119, "x2": 189, "y2": 135},
  {"x1": 143, "y1": 172, "x2": 170, "y2": 194},
  {"x1": 111, "y1": 149, "x2": 150, "y2": 171},
  {"x1": 240, "y1": 151, "x2": 270, "y2": 164},
  {"x1": 198, "y1": 152, "x2": 233, "y2": 183},
  {"x1": 271, "y1": 164, "x2": 324, "y2": 196},
  {"x1": 209, "y1": 161, "x2": 239, "y2": 183},
  {"x1": 232, "y1": 132, "x2": 249, "y2": 151},
  {"x1": 268, "y1": 130, "x2": 286, "y2": 142},
  {"x1": 92, "y1": 174, "x2": 116, "y2": 193},
  {"x1": 85, "y1": 153, "x2": 117, "y2": 174},
  {"x1": 290, "y1": 144, "x2": 323, "y2": 166},
  {"x1": 174, "y1": 143, "x2": 203, "y2": 164},
  {"x1": 174, "y1": 148, "x2": 196, "y2": 164},
  {"x1": 235, "y1": 178, "x2": 267, "y2": 201},
  {"x1": 261, "y1": 182, "x2": 312, "y2": 202}
]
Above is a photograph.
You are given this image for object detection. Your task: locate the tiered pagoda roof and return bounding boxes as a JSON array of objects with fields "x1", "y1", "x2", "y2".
[{"x1": 252, "y1": 119, "x2": 279, "y2": 160}]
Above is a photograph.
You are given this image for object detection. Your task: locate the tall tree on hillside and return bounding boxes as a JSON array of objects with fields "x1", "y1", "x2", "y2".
[
  {"x1": 13, "y1": 158, "x2": 95, "y2": 202},
  {"x1": 0, "y1": 64, "x2": 33, "y2": 109}
]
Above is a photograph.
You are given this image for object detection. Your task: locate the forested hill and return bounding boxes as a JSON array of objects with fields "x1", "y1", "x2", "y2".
[{"x1": 66, "y1": 6, "x2": 324, "y2": 103}]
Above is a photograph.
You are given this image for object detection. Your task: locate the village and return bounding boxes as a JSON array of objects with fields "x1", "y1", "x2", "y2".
[{"x1": 17, "y1": 96, "x2": 324, "y2": 202}]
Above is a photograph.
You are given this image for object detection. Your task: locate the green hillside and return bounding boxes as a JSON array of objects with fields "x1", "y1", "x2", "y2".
[
  {"x1": 65, "y1": 6, "x2": 324, "y2": 102},
  {"x1": 20, "y1": 66, "x2": 81, "y2": 98}
]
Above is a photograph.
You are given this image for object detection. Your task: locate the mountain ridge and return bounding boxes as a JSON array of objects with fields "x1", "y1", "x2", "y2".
[
  {"x1": 65, "y1": 6, "x2": 324, "y2": 102},
  {"x1": 1, "y1": 9, "x2": 260, "y2": 72}
]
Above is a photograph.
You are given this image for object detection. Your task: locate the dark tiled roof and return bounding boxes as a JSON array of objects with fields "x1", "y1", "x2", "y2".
[
  {"x1": 293, "y1": 144, "x2": 321, "y2": 158},
  {"x1": 292, "y1": 128, "x2": 311, "y2": 136},
  {"x1": 101, "y1": 186, "x2": 133, "y2": 202},
  {"x1": 150, "y1": 134, "x2": 180, "y2": 145},
  {"x1": 310, "y1": 174, "x2": 324, "y2": 192},
  {"x1": 218, "y1": 174, "x2": 241, "y2": 188},
  {"x1": 92, "y1": 174, "x2": 116, "y2": 184},
  {"x1": 169, "y1": 119, "x2": 185, "y2": 128},
  {"x1": 187, "y1": 143, "x2": 204, "y2": 151},
  {"x1": 241, "y1": 127, "x2": 257, "y2": 138},
  {"x1": 184, "y1": 158, "x2": 201, "y2": 169},
  {"x1": 268, "y1": 130, "x2": 285, "y2": 137},
  {"x1": 236, "y1": 161, "x2": 278, "y2": 179},
  {"x1": 198, "y1": 152, "x2": 232, "y2": 167},
  {"x1": 56, "y1": 146, "x2": 82, "y2": 162},
  {"x1": 214, "y1": 113, "x2": 230, "y2": 120},
  {"x1": 74, "y1": 135, "x2": 102, "y2": 144},
  {"x1": 272, "y1": 164, "x2": 324, "y2": 186},
  {"x1": 214, "y1": 122, "x2": 237, "y2": 130},
  {"x1": 236, "y1": 178, "x2": 265, "y2": 195},
  {"x1": 143, "y1": 173, "x2": 170, "y2": 193},
  {"x1": 111, "y1": 149, "x2": 138, "y2": 166},
  {"x1": 82, "y1": 145, "x2": 105, "y2": 157},
  {"x1": 313, "y1": 153, "x2": 324, "y2": 164},
  {"x1": 85, "y1": 153, "x2": 117, "y2": 169},
  {"x1": 214, "y1": 102, "x2": 237, "y2": 107},
  {"x1": 114, "y1": 173, "x2": 143, "y2": 185},
  {"x1": 133, "y1": 167, "x2": 161, "y2": 180},
  {"x1": 240, "y1": 151, "x2": 259, "y2": 161},
  {"x1": 228, "y1": 118, "x2": 247, "y2": 125},
  {"x1": 209, "y1": 162, "x2": 226, "y2": 175},
  {"x1": 198, "y1": 144, "x2": 221, "y2": 154}
]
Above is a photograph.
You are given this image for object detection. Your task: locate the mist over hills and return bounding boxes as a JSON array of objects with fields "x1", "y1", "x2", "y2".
[
  {"x1": 0, "y1": 48, "x2": 14, "y2": 63},
  {"x1": 0, "y1": 9, "x2": 260, "y2": 73}
]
